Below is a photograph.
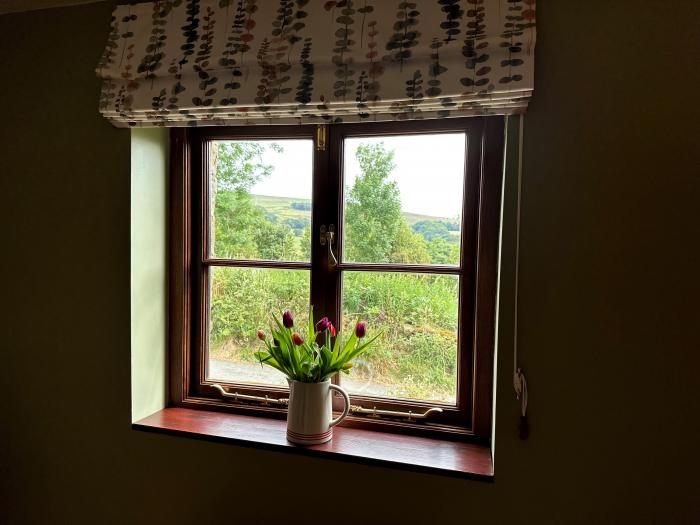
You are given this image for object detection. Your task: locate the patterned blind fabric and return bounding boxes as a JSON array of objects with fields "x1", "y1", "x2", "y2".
[{"x1": 97, "y1": 0, "x2": 536, "y2": 127}]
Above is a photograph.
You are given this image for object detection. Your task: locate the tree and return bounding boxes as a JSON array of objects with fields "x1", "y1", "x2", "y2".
[
  {"x1": 344, "y1": 143, "x2": 402, "y2": 263},
  {"x1": 299, "y1": 225, "x2": 312, "y2": 260},
  {"x1": 254, "y1": 221, "x2": 301, "y2": 261},
  {"x1": 427, "y1": 237, "x2": 460, "y2": 265},
  {"x1": 211, "y1": 141, "x2": 273, "y2": 258},
  {"x1": 212, "y1": 189, "x2": 262, "y2": 258},
  {"x1": 214, "y1": 141, "x2": 279, "y2": 192},
  {"x1": 345, "y1": 142, "x2": 440, "y2": 264},
  {"x1": 390, "y1": 222, "x2": 430, "y2": 264},
  {"x1": 412, "y1": 219, "x2": 451, "y2": 241},
  {"x1": 211, "y1": 141, "x2": 302, "y2": 260}
]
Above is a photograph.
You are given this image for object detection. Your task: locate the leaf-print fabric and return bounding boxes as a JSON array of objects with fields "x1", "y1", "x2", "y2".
[{"x1": 97, "y1": 0, "x2": 536, "y2": 127}]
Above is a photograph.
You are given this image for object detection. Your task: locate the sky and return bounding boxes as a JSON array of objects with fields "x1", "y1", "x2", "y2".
[{"x1": 240, "y1": 132, "x2": 467, "y2": 219}]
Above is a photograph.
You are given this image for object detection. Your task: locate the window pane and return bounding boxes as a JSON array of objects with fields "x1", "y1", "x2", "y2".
[
  {"x1": 209, "y1": 139, "x2": 313, "y2": 262},
  {"x1": 341, "y1": 271, "x2": 459, "y2": 404},
  {"x1": 342, "y1": 134, "x2": 465, "y2": 266},
  {"x1": 207, "y1": 266, "x2": 310, "y2": 387}
]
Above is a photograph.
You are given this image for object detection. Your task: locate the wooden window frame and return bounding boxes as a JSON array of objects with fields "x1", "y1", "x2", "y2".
[{"x1": 170, "y1": 116, "x2": 505, "y2": 443}]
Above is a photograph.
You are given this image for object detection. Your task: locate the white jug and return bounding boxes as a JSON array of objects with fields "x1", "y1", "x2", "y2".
[{"x1": 286, "y1": 379, "x2": 350, "y2": 445}]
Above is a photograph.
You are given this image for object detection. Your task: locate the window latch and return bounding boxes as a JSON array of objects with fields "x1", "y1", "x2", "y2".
[
  {"x1": 320, "y1": 224, "x2": 338, "y2": 268},
  {"x1": 316, "y1": 124, "x2": 327, "y2": 151},
  {"x1": 349, "y1": 405, "x2": 443, "y2": 423}
]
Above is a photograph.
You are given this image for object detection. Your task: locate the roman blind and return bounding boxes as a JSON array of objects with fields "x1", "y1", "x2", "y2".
[{"x1": 96, "y1": 0, "x2": 536, "y2": 127}]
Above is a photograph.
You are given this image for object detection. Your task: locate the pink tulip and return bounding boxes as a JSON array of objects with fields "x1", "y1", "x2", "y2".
[
  {"x1": 316, "y1": 317, "x2": 331, "y2": 332},
  {"x1": 355, "y1": 321, "x2": 366, "y2": 339},
  {"x1": 282, "y1": 310, "x2": 294, "y2": 328}
]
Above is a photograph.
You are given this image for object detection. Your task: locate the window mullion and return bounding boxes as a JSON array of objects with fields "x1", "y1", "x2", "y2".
[
  {"x1": 327, "y1": 124, "x2": 343, "y2": 346},
  {"x1": 324, "y1": 124, "x2": 343, "y2": 394},
  {"x1": 310, "y1": 125, "x2": 335, "y2": 337}
]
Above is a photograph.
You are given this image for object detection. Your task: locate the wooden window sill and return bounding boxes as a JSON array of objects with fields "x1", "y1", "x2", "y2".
[{"x1": 133, "y1": 408, "x2": 493, "y2": 480}]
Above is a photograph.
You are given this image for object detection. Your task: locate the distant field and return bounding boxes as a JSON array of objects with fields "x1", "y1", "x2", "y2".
[
  {"x1": 251, "y1": 194, "x2": 311, "y2": 223},
  {"x1": 402, "y1": 210, "x2": 452, "y2": 226},
  {"x1": 251, "y1": 194, "x2": 453, "y2": 226}
]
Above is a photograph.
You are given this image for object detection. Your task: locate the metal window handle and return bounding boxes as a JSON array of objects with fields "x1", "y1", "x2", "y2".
[
  {"x1": 349, "y1": 405, "x2": 443, "y2": 422},
  {"x1": 320, "y1": 224, "x2": 338, "y2": 268},
  {"x1": 212, "y1": 384, "x2": 289, "y2": 406}
]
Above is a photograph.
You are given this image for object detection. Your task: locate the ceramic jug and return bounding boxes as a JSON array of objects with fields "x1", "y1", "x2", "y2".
[{"x1": 286, "y1": 379, "x2": 350, "y2": 445}]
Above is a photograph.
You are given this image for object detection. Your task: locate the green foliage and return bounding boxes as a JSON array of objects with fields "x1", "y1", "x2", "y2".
[
  {"x1": 255, "y1": 308, "x2": 380, "y2": 383},
  {"x1": 412, "y1": 219, "x2": 451, "y2": 241},
  {"x1": 299, "y1": 225, "x2": 312, "y2": 260},
  {"x1": 209, "y1": 140, "x2": 461, "y2": 400},
  {"x1": 212, "y1": 189, "x2": 263, "y2": 258},
  {"x1": 443, "y1": 219, "x2": 460, "y2": 231},
  {"x1": 254, "y1": 220, "x2": 302, "y2": 261},
  {"x1": 283, "y1": 217, "x2": 309, "y2": 233},
  {"x1": 390, "y1": 221, "x2": 431, "y2": 264},
  {"x1": 427, "y1": 237, "x2": 460, "y2": 265},
  {"x1": 212, "y1": 142, "x2": 301, "y2": 260},
  {"x1": 411, "y1": 219, "x2": 461, "y2": 266},
  {"x1": 209, "y1": 268, "x2": 309, "y2": 346},
  {"x1": 214, "y1": 141, "x2": 279, "y2": 192},
  {"x1": 342, "y1": 272, "x2": 458, "y2": 400},
  {"x1": 290, "y1": 201, "x2": 311, "y2": 211},
  {"x1": 344, "y1": 143, "x2": 402, "y2": 263},
  {"x1": 343, "y1": 142, "x2": 445, "y2": 266}
]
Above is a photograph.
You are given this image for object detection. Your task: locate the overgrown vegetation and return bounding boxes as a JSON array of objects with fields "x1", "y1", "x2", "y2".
[{"x1": 209, "y1": 140, "x2": 461, "y2": 401}]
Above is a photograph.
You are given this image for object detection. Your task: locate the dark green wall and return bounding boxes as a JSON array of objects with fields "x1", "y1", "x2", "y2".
[{"x1": 1, "y1": 2, "x2": 698, "y2": 524}]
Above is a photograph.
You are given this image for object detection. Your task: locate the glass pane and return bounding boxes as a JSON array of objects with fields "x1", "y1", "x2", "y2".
[
  {"x1": 342, "y1": 134, "x2": 465, "y2": 266},
  {"x1": 209, "y1": 139, "x2": 313, "y2": 262},
  {"x1": 207, "y1": 266, "x2": 310, "y2": 387},
  {"x1": 341, "y1": 271, "x2": 459, "y2": 403}
]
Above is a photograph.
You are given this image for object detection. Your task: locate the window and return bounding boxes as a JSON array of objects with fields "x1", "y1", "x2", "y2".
[{"x1": 170, "y1": 117, "x2": 504, "y2": 441}]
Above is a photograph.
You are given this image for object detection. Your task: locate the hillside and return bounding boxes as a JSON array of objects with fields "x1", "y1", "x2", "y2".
[
  {"x1": 251, "y1": 194, "x2": 454, "y2": 226},
  {"x1": 251, "y1": 194, "x2": 311, "y2": 222}
]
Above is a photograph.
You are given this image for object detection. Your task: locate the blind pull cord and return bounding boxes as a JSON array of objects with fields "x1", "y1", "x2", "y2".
[{"x1": 513, "y1": 114, "x2": 529, "y2": 440}]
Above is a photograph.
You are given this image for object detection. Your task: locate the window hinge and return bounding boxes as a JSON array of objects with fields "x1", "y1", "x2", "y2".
[
  {"x1": 316, "y1": 124, "x2": 327, "y2": 151},
  {"x1": 349, "y1": 405, "x2": 443, "y2": 422},
  {"x1": 212, "y1": 384, "x2": 289, "y2": 407}
]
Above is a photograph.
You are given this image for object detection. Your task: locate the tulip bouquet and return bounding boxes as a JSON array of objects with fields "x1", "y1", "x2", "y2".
[{"x1": 254, "y1": 307, "x2": 379, "y2": 383}]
